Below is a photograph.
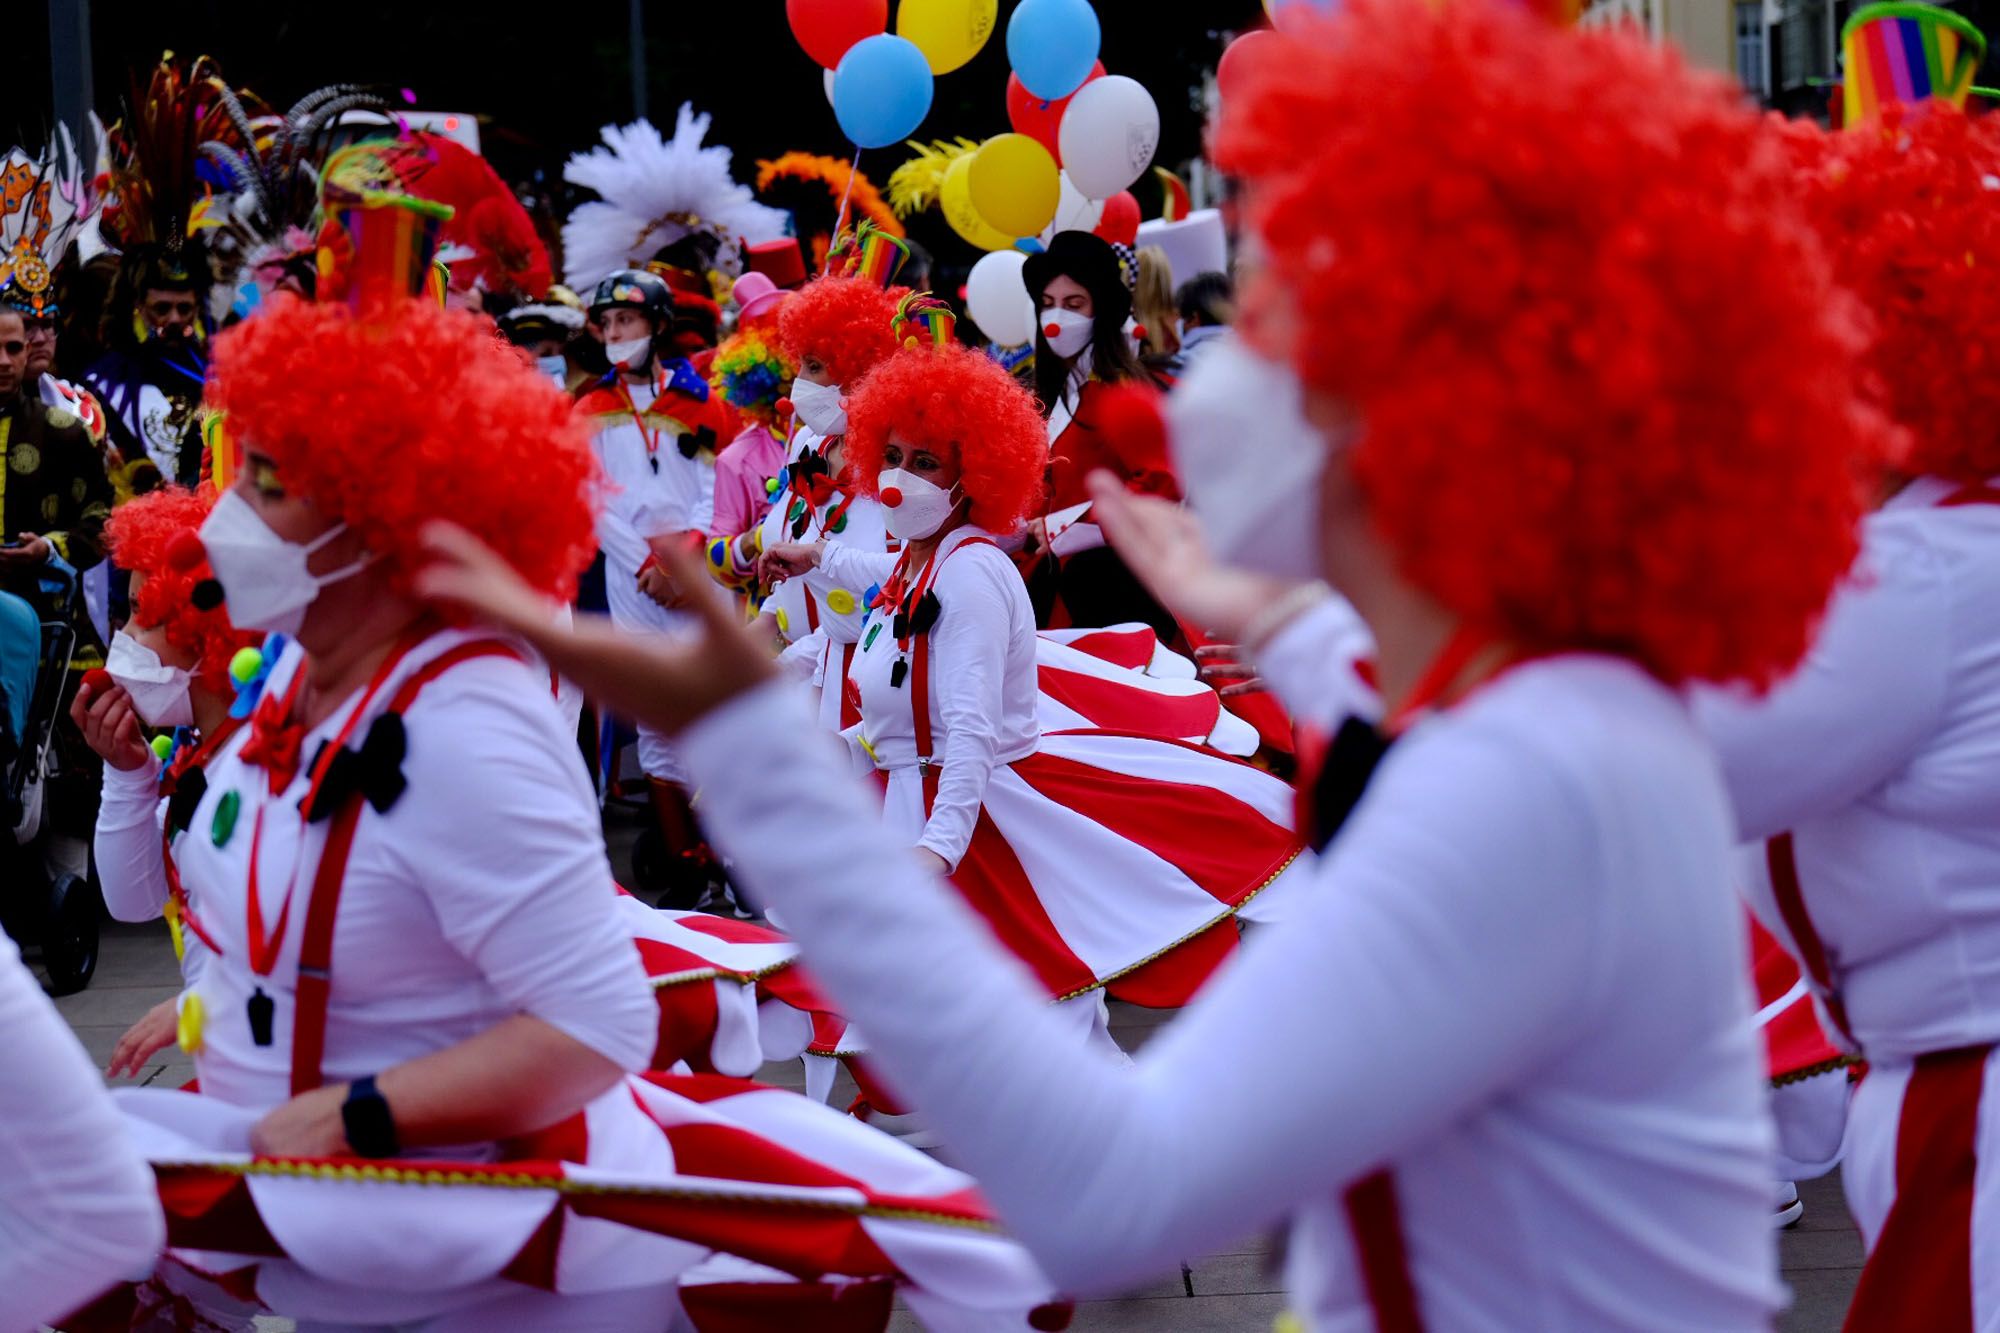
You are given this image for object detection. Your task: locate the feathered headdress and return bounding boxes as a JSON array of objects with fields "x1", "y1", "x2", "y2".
[
  {"x1": 756, "y1": 152, "x2": 904, "y2": 270},
  {"x1": 0, "y1": 123, "x2": 103, "y2": 318},
  {"x1": 104, "y1": 55, "x2": 248, "y2": 291},
  {"x1": 195, "y1": 80, "x2": 385, "y2": 298},
  {"x1": 561, "y1": 105, "x2": 787, "y2": 294}
]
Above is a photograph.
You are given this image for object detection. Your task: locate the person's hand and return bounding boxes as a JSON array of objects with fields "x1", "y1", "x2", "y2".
[
  {"x1": 0, "y1": 533, "x2": 51, "y2": 567},
  {"x1": 107, "y1": 998, "x2": 180, "y2": 1079},
  {"x1": 1086, "y1": 472, "x2": 1294, "y2": 642},
  {"x1": 637, "y1": 563, "x2": 687, "y2": 609},
  {"x1": 419, "y1": 522, "x2": 778, "y2": 737},
  {"x1": 1194, "y1": 644, "x2": 1270, "y2": 699},
  {"x1": 250, "y1": 1082, "x2": 353, "y2": 1157},
  {"x1": 757, "y1": 541, "x2": 823, "y2": 589},
  {"x1": 913, "y1": 847, "x2": 951, "y2": 877},
  {"x1": 71, "y1": 677, "x2": 153, "y2": 771}
]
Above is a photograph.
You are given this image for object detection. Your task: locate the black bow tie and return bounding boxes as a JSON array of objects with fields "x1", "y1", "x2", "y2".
[
  {"x1": 1305, "y1": 716, "x2": 1392, "y2": 852},
  {"x1": 892, "y1": 589, "x2": 942, "y2": 641},
  {"x1": 301, "y1": 713, "x2": 410, "y2": 823},
  {"x1": 165, "y1": 767, "x2": 209, "y2": 839}
]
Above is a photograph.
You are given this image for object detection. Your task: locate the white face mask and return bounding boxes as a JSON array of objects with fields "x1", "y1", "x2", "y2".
[
  {"x1": 877, "y1": 468, "x2": 963, "y2": 542},
  {"x1": 605, "y1": 336, "x2": 652, "y2": 372},
  {"x1": 790, "y1": 378, "x2": 848, "y2": 436},
  {"x1": 1165, "y1": 336, "x2": 1333, "y2": 583},
  {"x1": 536, "y1": 354, "x2": 567, "y2": 384},
  {"x1": 106, "y1": 630, "x2": 193, "y2": 730},
  {"x1": 199, "y1": 489, "x2": 374, "y2": 636},
  {"x1": 1041, "y1": 308, "x2": 1094, "y2": 361}
]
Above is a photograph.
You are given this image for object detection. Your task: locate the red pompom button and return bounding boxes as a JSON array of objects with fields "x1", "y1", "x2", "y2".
[
  {"x1": 879, "y1": 486, "x2": 904, "y2": 508},
  {"x1": 165, "y1": 529, "x2": 207, "y2": 571}
]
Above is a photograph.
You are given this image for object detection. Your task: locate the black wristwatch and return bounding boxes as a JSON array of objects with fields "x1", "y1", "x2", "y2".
[{"x1": 341, "y1": 1074, "x2": 400, "y2": 1158}]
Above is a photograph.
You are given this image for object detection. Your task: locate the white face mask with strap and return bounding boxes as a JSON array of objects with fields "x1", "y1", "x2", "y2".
[
  {"x1": 106, "y1": 630, "x2": 194, "y2": 729},
  {"x1": 877, "y1": 469, "x2": 963, "y2": 542},
  {"x1": 199, "y1": 489, "x2": 374, "y2": 637},
  {"x1": 1166, "y1": 336, "x2": 1334, "y2": 583},
  {"x1": 790, "y1": 378, "x2": 848, "y2": 436},
  {"x1": 1041, "y1": 308, "x2": 1095, "y2": 361}
]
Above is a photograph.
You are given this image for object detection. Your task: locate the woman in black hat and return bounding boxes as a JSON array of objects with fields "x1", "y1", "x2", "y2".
[{"x1": 1019, "y1": 230, "x2": 1177, "y2": 638}]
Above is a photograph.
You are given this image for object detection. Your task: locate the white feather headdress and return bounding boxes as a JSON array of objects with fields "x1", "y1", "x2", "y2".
[
  {"x1": 561, "y1": 104, "x2": 787, "y2": 293},
  {"x1": 0, "y1": 122, "x2": 103, "y2": 316}
]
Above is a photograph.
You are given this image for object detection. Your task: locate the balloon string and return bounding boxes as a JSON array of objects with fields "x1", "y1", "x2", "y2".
[{"x1": 827, "y1": 144, "x2": 865, "y2": 273}]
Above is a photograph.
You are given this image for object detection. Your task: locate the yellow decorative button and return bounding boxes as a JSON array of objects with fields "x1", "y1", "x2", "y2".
[
  {"x1": 826, "y1": 588, "x2": 856, "y2": 616},
  {"x1": 775, "y1": 608, "x2": 790, "y2": 633},
  {"x1": 177, "y1": 991, "x2": 206, "y2": 1054}
]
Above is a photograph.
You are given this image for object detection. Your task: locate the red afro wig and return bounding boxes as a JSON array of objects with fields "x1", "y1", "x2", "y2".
[
  {"x1": 1787, "y1": 103, "x2": 2000, "y2": 483},
  {"x1": 104, "y1": 487, "x2": 260, "y2": 693},
  {"x1": 1212, "y1": 0, "x2": 1898, "y2": 691},
  {"x1": 206, "y1": 295, "x2": 598, "y2": 600},
  {"x1": 776, "y1": 276, "x2": 903, "y2": 388},
  {"x1": 845, "y1": 344, "x2": 1047, "y2": 535}
]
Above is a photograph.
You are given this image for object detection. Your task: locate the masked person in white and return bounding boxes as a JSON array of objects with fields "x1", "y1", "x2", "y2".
[
  {"x1": 72, "y1": 486, "x2": 265, "y2": 1080},
  {"x1": 414, "y1": 4, "x2": 1897, "y2": 1325},
  {"x1": 1686, "y1": 76, "x2": 2000, "y2": 1326}
]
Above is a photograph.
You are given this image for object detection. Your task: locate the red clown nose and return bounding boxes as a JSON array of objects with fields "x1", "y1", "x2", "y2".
[
  {"x1": 1044, "y1": 323, "x2": 1062, "y2": 339},
  {"x1": 880, "y1": 486, "x2": 904, "y2": 508},
  {"x1": 775, "y1": 397, "x2": 793, "y2": 416}
]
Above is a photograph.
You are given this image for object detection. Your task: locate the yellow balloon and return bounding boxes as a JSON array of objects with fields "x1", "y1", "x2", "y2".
[
  {"x1": 941, "y1": 153, "x2": 1017, "y2": 252},
  {"x1": 897, "y1": 0, "x2": 998, "y2": 76},
  {"x1": 968, "y1": 133, "x2": 1061, "y2": 240}
]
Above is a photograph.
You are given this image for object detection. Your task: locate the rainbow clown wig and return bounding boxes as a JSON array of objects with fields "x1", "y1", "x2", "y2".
[
  {"x1": 845, "y1": 342, "x2": 1047, "y2": 536},
  {"x1": 708, "y1": 327, "x2": 796, "y2": 427},
  {"x1": 105, "y1": 487, "x2": 260, "y2": 693},
  {"x1": 206, "y1": 295, "x2": 599, "y2": 600},
  {"x1": 775, "y1": 276, "x2": 904, "y2": 389},
  {"x1": 1784, "y1": 103, "x2": 2000, "y2": 484},
  {"x1": 1212, "y1": 0, "x2": 1899, "y2": 691}
]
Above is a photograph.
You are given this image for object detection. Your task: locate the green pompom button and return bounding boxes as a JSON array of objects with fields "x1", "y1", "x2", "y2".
[{"x1": 211, "y1": 790, "x2": 241, "y2": 848}]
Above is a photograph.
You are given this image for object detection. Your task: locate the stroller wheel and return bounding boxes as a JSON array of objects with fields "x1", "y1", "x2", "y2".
[{"x1": 42, "y1": 873, "x2": 99, "y2": 996}]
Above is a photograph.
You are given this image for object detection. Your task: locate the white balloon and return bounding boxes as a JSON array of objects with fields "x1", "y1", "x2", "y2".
[
  {"x1": 965, "y1": 250, "x2": 1037, "y2": 347},
  {"x1": 1039, "y1": 170, "x2": 1107, "y2": 245},
  {"x1": 824, "y1": 68, "x2": 838, "y2": 106},
  {"x1": 1057, "y1": 75, "x2": 1159, "y2": 199}
]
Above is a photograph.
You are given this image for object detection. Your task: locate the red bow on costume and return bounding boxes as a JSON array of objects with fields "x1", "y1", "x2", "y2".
[
  {"x1": 803, "y1": 474, "x2": 839, "y2": 507},
  {"x1": 240, "y1": 693, "x2": 305, "y2": 795}
]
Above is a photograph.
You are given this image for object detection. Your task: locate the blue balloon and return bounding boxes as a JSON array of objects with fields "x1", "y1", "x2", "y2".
[
  {"x1": 1006, "y1": 0, "x2": 1102, "y2": 101},
  {"x1": 832, "y1": 35, "x2": 935, "y2": 149}
]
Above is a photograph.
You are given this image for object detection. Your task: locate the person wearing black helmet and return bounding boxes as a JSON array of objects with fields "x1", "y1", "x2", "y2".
[
  {"x1": 576, "y1": 268, "x2": 734, "y2": 909},
  {"x1": 1018, "y1": 230, "x2": 1178, "y2": 639}
]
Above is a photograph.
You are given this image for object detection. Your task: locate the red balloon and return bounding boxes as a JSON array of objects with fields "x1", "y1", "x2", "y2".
[
  {"x1": 1216, "y1": 29, "x2": 1280, "y2": 101},
  {"x1": 1093, "y1": 192, "x2": 1141, "y2": 246},
  {"x1": 1006, "y1": 61, "x2": 1105, "y2": 164},
  {"x1": 787, "y1": 0, "x2": 889, "y2": 69}
]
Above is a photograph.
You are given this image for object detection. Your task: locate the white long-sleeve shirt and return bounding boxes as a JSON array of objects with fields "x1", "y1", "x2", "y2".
[
  {"x1": 591, "y1": 375, "x2": 716, "y2": 637},
  {"x1": 95, "y1": 755, "x2": 172, "y2": 926},
  {"x1": 0, "y1": 930, "x2": 165, "y2": 1330},
  {"x1": 172, "y1": 630, "x2": 659, "y2": 1119},
  {"x1": 680, "y1": 654, "x2": 1781, "y2": 1329},
  {"x1": 830, "y1": 530, "x2": 1040, "y2": 868},
  {"x1": 1693, "y1": 477, "x2": 2000, "y2": 1061}
]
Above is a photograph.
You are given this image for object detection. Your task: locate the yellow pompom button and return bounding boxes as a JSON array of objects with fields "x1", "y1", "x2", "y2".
[
  {"x1": 151, "y1": 734, "x2": 175, "y2": 762},
  {"x1": 176, "y1": 990, "x2": 206, "y2": 1054},
  {"x1": 775, "y1": 608, "x2": 790, "y2": 633},
  {"x1": 826, "y1": 588, "x2": 856, "y2": 616}
]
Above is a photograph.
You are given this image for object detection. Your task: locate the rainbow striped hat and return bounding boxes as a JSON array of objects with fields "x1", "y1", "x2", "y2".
[
  {"x1": 893, "y1": 290, "x2": 956, "y2": 349},
  {"x1": 830, "y1": 222, "x2": 911, "y2": 290},
  {"x1": 1841, "y1": 2, "x2": 1986, "y2": 128},
  {"x1": 314, "y1": 141, "x2": 456, "y2": 313}
]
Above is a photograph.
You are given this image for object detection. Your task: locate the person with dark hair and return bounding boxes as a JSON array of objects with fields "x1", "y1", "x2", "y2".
[
  {"x1": 1019, "y1": 230, "x2": 1178, "y2": 637},
  {"x1": 1175, "y1": 270, "x2": 1237, "y2": 365}
]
